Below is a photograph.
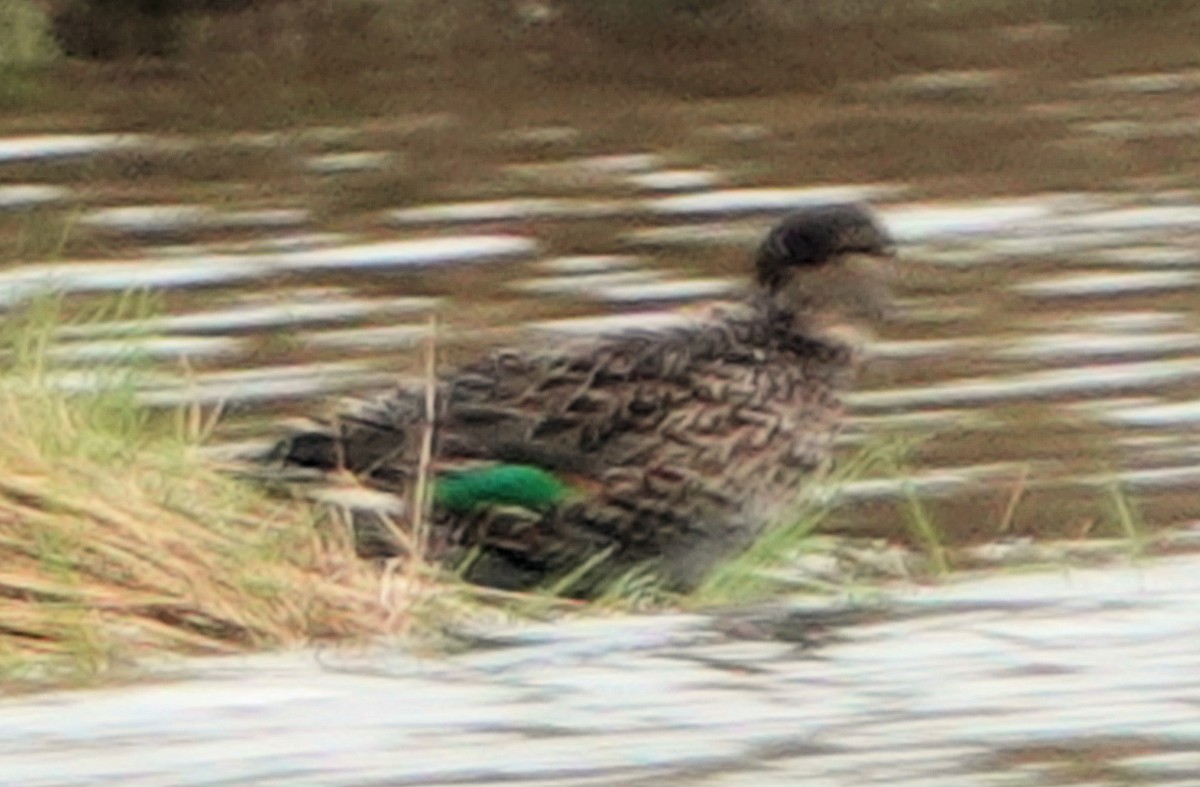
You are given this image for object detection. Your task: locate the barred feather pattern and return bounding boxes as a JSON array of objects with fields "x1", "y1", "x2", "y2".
[{"x1": 277, "y1": 298, "x2": 858, "y2": 592}]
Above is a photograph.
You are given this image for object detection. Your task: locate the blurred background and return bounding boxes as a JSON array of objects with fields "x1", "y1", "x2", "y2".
[{"x1": 2, "y1": 0, "x2": 1200, "y2": 567}]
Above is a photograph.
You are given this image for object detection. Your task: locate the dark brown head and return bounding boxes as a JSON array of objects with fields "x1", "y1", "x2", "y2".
[
  {"x1": 755, "y1": 203, "x2": 895, "y2": 293},
  {"x1": 752, "y1": 203, "x2": 897, "y2": 348}
]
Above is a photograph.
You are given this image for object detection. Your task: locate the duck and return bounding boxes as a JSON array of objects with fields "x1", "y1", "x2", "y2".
[{"x1": 269, "y1": 203, "x2": 896, "y2": 594}]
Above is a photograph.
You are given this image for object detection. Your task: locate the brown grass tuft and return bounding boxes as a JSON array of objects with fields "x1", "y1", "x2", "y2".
[{"x1": 0, "y1": 298, "x2": 392, "y2": 689}]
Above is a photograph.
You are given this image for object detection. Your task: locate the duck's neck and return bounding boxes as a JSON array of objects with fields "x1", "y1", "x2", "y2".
[
  {"x1": 748, "y1": 289, "x2": 792, "y2": 322},
  {"x1": 747, "y1": 289, "x2": 867, "y2": 361},
  {"x1": 748, "y1": 289, "x2": 811, "y2": 337}
]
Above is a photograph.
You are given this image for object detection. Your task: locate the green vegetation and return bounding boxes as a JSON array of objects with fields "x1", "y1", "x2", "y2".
[
  {"x1": 1105, "y1": 480, "x2": 1147, "y2": 559},
  {"x1": 695, "y1": 439, "x2": 914, "y2": 605},
  {"x1": 899, "y1": 480, "x2": 951, "y2": 577},
  {"x1": 0, "y1": 0, "x2": 57, "y2": 66},
  {"x1": 0, "y1": 0, "x2": 56, "y2": 111}
]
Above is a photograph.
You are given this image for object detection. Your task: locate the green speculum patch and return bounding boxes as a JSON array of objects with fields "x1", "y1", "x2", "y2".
[{"x1": 434, "y1": 464, "x2": 571, "y2": 513}]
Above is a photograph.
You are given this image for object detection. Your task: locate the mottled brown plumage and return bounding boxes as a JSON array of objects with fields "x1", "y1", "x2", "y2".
[{"x1": 271, "y1": 204, "x2": 895, "y2": 593}]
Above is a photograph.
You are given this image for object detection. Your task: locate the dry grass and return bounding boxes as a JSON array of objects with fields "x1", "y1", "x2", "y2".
[
  {"x1": 0, "y1": 296, "x2": 606, "y2": 687},
  {"x1": 0, "y1": 297, "x2": 393, "y2": 688}
]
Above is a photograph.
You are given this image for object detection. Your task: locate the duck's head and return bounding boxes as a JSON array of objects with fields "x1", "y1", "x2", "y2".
[{"x1": 754, "y1": 204, "x2": 896, "y2": 332}]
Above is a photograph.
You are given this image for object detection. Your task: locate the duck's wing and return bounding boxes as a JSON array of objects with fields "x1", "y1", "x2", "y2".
[
  {"x1": 436, "y1": 320, "x2": 727, "y2": 473},
  {"x1": 440, "y1": 306, "x2": 854, "y2": 475},
  {"x1": 267, "y1": 322, "x2": 697, "y2": 480},
  {"x1": 273, "y1": 306, "x2": 851, "y2": 494}
]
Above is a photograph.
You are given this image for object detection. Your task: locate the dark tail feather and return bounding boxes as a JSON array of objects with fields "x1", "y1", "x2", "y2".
[{"x1": 269, "y1": 413, "x2": 414, "y2": 475}]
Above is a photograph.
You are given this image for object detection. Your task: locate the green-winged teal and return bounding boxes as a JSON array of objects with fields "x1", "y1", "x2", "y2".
[{"x1": 271, "y1": 203, "x2": 896, "y2": 593}]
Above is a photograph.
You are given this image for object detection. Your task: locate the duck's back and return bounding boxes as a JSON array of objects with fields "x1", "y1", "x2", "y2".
[{"x1": 278, "y1": 303, "x2": 857, "y2": 590}]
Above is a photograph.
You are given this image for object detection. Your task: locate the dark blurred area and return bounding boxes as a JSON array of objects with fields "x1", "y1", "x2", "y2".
[{"x1": 0, "y1": 0, "x2": 1188, "y2": 133}]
